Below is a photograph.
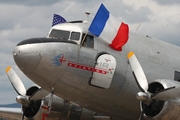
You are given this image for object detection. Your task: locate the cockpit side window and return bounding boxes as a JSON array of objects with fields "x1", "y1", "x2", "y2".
[
  {"x1": 81, "y1": 34, "x2": 94, "y2": 48},
  {"x1": 70, "y1": 32, "x2": 80, "y2": 41},
  {"x1": 174, "y1": 71, "x2": 180, "y2": 82},
  {"x1": 49, "y1": 29, "x2": 70, "y2": 40}
]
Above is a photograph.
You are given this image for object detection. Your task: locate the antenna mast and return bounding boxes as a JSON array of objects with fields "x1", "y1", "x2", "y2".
[{"x1": 84, "y1": 12, "x2": 90, "y2": 23}]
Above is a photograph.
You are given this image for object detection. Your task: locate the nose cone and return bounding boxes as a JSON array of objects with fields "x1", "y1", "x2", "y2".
[{"x1": 13, "y1": 38, "x2": 42, "y2": 73}]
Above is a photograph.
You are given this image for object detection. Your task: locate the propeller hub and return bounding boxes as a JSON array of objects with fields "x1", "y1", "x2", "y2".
[
  {"x1": 137, "y1": 92, "x2": 148, "y2": 101},
  {"x1": 16, "y1": 95, "x2": 30, "y2": 107}
]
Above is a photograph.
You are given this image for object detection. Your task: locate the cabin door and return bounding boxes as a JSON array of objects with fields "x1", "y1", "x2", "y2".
[{"x1": 89, "y1": 54, "x2": 116, "y2": 88}]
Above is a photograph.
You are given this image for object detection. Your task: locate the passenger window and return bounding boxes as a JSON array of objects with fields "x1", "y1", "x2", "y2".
[
  {"x1": 82, "y1": 34, "x2": 94, "y2": 48},
  {"x1": 70, "y1": 32, "x2": 80, "y2": 41}
]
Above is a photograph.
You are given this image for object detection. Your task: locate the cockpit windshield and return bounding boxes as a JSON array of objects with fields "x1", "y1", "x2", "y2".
[
  {"x1": 49, "y1": 29, "x2": 81, "y2": 42},
  {"x1": 49, "y1": 29, "x2": 70, "y2": 40}
]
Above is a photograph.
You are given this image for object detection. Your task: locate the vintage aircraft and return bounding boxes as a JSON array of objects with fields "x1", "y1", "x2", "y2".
[{"x1": 1, "y1": 4, "x2": 180, "y2": 120}]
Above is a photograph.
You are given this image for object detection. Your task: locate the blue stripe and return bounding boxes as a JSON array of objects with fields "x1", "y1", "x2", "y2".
[{"x1": 89, "y1": 4, "x2": 109, "y2": 37}]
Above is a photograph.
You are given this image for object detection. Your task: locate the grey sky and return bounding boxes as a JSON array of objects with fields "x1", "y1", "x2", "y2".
[
  {"x1": 0, "y1": 0, "x2": 180, "y2": 104},
  {"x1": 0, "y1": 0, "x2": 60, "y2": 6},
  {"x1": 152, "y1": 0, "x2": 180, "y2": 5}
]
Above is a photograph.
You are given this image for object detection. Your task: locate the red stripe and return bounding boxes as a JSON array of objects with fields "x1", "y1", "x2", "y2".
[
  {"x1": 110, "y1": 22, "x2": 129, "y2": 51},
  {"x1": 42, "y1": 106, "x2": 48, "y2": 110},
  {"x1": 42, "y1": 114, "x2": 48, "y2": 120},
  {"x1": 68, "y1": 63, "x2": 106, "y2": 74}
]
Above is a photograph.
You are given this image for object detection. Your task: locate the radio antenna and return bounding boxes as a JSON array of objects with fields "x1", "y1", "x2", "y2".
[{"x1": 133, "y1": 22, "x2": 142, "y2": 32}]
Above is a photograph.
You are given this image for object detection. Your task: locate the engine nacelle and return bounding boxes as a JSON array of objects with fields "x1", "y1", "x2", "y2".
[
  {"x1": 142, "y1": 79, "x2": 180, "y2": 120},
  {"x1": 23, "y1": 86, "x2": 110, "y2": 120}
]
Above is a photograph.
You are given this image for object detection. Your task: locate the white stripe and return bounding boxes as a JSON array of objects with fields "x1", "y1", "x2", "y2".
[{"x1": 99, "y1": 14, "x2": 121, "y2": 44}]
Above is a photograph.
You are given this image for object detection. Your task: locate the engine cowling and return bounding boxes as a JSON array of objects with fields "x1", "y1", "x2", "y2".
[
  {"x1": 142, "y1": 79, "x2": 180, "y2": 120},
  {"x1": 23, "y1": 86, "x2": 110, "y2": 120}
]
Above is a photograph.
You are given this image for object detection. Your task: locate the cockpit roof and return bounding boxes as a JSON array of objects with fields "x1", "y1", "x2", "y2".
[{"x1": 50, "y1": 21, "x2": 90, "y2": 33}]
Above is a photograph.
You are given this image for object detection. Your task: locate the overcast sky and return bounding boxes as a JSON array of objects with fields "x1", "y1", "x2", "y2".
[{"x1": 0, "y1": 0, "x2": 180, "y2": 104}]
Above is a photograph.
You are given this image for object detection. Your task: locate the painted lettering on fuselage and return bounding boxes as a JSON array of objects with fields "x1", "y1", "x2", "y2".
[
  {"x1": 68, "y1": 62, "x2": 107, "y2": 74},
  {"x1": 52, "y1": 54, "x2": 108, "y2": 74},
  {"x1": 96, "y1": 62, "x2": 109, "y2": 68}
]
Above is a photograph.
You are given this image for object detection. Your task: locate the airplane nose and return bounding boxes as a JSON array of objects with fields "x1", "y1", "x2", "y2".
[{"x1": 13, "y1": 38, "x2": 42, "y2": 73}]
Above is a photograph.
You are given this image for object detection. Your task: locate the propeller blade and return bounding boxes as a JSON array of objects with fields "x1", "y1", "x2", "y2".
[
  {"x1": 22, "y1": 111, "x2": 25, "y2": 120},
  {"x1": 6, "y1": 66, "x2": 26, "y2": 96},
  {"x1": 139, "y1": 102, "x2": 145, "y2": 120},
  {"x1": 139, "y1": 111, "x2": 144, "y2": 120},
  {"x1": 127, "y1": 52, "x2": 149, "y2": 119},
  {"x1": 29, "y1": 88, "x2": 49, "y2": 101},
  {"x1": 127, "y1": 52, "x2": 148, "y2": 92},
  {"x1": 151, "y1": 86, "x2": 177, "y2": 100},
  {"x1": 22, "y1": 106, "x2": 27, "y2": 120}
]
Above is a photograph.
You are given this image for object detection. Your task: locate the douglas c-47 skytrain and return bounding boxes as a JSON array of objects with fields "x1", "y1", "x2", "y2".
[{"x1": 1, "y1": 4, "x2": 180, "y2": 120}]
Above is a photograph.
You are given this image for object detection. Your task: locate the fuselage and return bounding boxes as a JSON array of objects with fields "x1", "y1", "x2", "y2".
[{"x1": 13, "y1": 21, "x2": 180, "y2": 120}]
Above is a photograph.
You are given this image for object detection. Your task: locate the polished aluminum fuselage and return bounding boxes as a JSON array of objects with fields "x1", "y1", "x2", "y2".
[{"x1": 13, "y1": 23, "x2": 180, "y2": 120}]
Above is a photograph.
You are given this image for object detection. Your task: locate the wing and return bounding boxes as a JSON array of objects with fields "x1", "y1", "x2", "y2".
[{"x1": 0, "y1": 107, "x2": 22, "y2": 120}]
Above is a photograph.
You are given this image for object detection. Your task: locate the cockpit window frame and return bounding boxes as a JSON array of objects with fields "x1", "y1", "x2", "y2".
[
  {"x1": 49, "y1": 29, "x2": 70, "y2": 40},
  {"x1": 70, "y1": 31, "x2": 81, "y2": 41},
  {"x1": 49, "y1": 29, "x2": 82, "y2": 44},
  {"x1": 81, "y1": 33, "x2": 94, "y2": 48},
  {"x1": 48, "y1": 28, "x2": 96, "y2": 48}
]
